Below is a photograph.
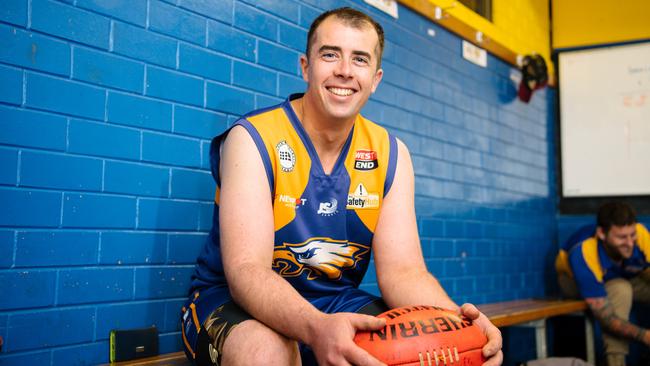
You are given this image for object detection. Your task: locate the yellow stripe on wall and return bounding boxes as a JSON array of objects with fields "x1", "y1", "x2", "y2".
[{"x1": 552, "y1": 0, "x2": 650, "y2": 49}]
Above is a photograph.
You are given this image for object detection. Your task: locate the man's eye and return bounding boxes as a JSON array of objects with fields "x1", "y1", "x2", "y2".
[
  {"x1": 354, "y1": 56, "x2": 369, "y2": 64},
  {"x1": 322, "y1": 52, "x2": 337, "y2": 60}
]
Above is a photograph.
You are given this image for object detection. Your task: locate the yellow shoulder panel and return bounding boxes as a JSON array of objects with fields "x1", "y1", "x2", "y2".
[
  {"x1": 636, "y1": 223, "x2": 650, "y2": 262},
  {"x1": 555, "y1": 249, "x2": 572, "y2": 277},
  {"x1": 344, "y1": 115, "x2": 390, "y2": 233},
  {"x1": 581, "y1": 238, "x2": 604, "y2": 283},
  {"x1": 247, "y1": 108, "x2": 312, "y2": 231}
]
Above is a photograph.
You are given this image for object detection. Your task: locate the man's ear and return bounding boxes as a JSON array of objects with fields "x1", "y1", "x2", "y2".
[
  {"x1": 370, "y1": 68, "x2": 383, "y2": 93},
  {"x1": 300, "y1": 54, "x2": 309, "y2": 83},
  {"x1": 596, "y1": 226, "x2": 606, "y2": 241}
]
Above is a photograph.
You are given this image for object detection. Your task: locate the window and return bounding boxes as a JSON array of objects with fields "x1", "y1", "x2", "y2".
[{"x1": 458, "y1": 0, "x2": 492, "y2": 21}]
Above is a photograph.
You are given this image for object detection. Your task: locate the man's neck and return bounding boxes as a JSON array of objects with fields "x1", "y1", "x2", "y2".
[
  {"x1": 291, "y1": 95, "x2": 355, "y2": 153},
  {"x1": 290, "y1": 95, "x2": 356, "y2": 174}
]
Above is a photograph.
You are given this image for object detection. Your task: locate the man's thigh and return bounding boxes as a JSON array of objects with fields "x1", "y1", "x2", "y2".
[{"x1": 183, "y1": 287, "x2": 387, "y2": 366}]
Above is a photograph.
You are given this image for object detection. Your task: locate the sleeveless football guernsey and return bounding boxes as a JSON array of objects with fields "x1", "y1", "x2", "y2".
[{"x1": 191, "y1": 94, "x2": 398, "y2": 298}]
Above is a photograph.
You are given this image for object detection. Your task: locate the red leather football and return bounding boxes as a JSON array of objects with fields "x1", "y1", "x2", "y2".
[{"x1": 354, "y1": 305, "x2": 487, "y2": 366}]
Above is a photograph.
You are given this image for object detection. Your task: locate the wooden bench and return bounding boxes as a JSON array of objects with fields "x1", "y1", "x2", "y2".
[
  {"x1": 105, "y1": 299, "x2": 594, "y2": 365},
  {"x1": 478, "y1": 299, "x2": 595, "y2": 364},
  {"x1": 101, "y1": 351, "x2": 190, "y2": 366}
]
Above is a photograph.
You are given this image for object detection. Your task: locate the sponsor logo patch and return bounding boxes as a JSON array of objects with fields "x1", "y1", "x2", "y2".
[
  {"x1": 317, "y1": 198, "x2": 338, "y2": 216},
  {"x1": 276, "y1": 140, "x2": 296, "y2": 172},
  {"x1": 347, "y1": 183, "x2": 379, "y2": 209},
  {"x1": 354, "y1": 149, "x2": 378, "y2": 171},
  {"x1": 276, "y1": 194, "x2": 307, "y2": 209}
]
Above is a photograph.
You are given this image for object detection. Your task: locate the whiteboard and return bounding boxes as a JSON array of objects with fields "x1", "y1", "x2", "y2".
[{"x1": 559, "y1": 42, "x2": 650, "y2": 197}]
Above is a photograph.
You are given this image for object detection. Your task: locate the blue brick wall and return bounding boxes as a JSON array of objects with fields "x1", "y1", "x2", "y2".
[{"x1": 0, "y1": 0, "x2": 558, "y2": 364}]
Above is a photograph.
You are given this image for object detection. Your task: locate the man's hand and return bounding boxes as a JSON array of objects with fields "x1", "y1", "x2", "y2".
[
  {"x1": 308, "y1": 312, "x2": 387, "y2": 366},
  {"x1": 641, "y1": 329, "x2": 650, "y2": 347},
  {"x1": 461, "y1": 303, "x2": 503, "y2": 366}
]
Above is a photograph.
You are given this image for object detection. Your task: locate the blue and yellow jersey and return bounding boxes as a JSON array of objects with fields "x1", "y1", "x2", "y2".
[
  {"x1": 191, "y1": 94, "x2": 398, "y2": 297},
  {"x1": 555, "y1": 224, "x2": 596, "y2": 279},
  {"x1": 555, "y1": 223, "x2": 650, "y2": 298}
]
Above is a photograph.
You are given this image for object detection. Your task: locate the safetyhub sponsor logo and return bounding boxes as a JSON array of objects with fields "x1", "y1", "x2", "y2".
[
  {"x1": 346, "y1": 183, "x2": 379, "y2": 209},
  {"x1": 354, "y1": 149, "x2": 378, "y2": 171}
]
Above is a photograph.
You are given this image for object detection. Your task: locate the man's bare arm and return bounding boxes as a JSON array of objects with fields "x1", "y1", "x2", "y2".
[
  {"x1": 586, "y1": 297, "x2": 650, "y2": 345},
  {"x1": 372, "y1": 139, "x2": 503, "y2": 366},
  {"x1": 372, "y1": 139, "x2": 456, "y2": 309},
  {"x1": 219, "y1": 126, "x2": 386, "y2": 366}
]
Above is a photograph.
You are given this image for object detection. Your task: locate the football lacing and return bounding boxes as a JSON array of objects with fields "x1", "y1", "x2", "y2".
[{"x1": 418, "y1": 346, "x2": 459, "y2": 366}]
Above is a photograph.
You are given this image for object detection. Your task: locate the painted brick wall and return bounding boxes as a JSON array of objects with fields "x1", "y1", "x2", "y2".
[{"x1": 0, "y1": 0, "x2": 556, "y2": 364}]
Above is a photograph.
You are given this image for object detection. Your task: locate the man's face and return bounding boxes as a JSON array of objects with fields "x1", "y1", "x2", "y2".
[
  {"x1": 598, "y1": 224, "x2": 637, "y2": 261},
  {"x1": 300, "y1": 16, "x2": 383, "y2": 121}
]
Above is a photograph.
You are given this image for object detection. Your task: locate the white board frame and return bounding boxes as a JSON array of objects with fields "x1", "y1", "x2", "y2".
[{"x1": 559, "y1": 42, "x2": 650, "y2": 197}]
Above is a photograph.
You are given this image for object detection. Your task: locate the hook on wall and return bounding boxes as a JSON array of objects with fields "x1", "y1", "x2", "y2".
[{"x1": 434, "y1": 1, "x2": 457, "y2": 20}]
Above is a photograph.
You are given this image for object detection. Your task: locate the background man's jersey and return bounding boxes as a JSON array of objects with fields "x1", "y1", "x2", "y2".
[{"x1": 556, "y1": 223, "x2": 650, "y2": 298}]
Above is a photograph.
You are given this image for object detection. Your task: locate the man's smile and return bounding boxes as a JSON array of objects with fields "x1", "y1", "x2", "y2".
[{"x1": 327, "y1": 86, "x2": 356, "y2": 96}]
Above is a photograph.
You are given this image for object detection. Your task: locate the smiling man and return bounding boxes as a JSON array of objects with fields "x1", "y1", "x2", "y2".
[
  {"x1": 181, "y1": 7, "x2": 502, "y2": 366},
  {"x1": 556, "y1": 202, "x2": 650, "y2": 366}
]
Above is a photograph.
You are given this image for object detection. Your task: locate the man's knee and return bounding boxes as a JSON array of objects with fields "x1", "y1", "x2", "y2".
[
  {"x1": 221, "y1": 319, "x2": 300, "y2": 366},
  {"x1": 605, "y1": 278, "x2": 634, "y2": 316}
]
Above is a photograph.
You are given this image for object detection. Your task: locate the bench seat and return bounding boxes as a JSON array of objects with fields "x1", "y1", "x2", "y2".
[
  {"x1": 479, "y1": 298, "x2": 594, "y2": 364},
  {"x1": 479, "y1": 298, "x2": 587, "y2": 327},
  {"x1": 102, "y1": 351, "x2": 190, "y2": 366}
]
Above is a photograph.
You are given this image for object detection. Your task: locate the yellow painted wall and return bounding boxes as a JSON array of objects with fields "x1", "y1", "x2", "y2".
[
  {"x1": 492, "y1": 1, "x2": 550, "y2": 59},
  {"x1": 552, "y1": 0, "x2": 650, "y2": 49},
  {"x1": 417, "y1": 0, "x2": 552, "y2": 71}
]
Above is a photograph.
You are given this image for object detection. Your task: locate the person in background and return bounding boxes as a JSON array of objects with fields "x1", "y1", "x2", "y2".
[{"x1": 556, "y1": 202, "x2": 650, "y2": 366}]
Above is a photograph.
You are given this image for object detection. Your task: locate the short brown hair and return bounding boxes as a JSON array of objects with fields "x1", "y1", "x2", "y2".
[
  {"x1": 597, "y1": 202, "x2": 637, "y2": 233},
  {"x1": 305, "y1": 7, "x2": 385, "y2": 68}
]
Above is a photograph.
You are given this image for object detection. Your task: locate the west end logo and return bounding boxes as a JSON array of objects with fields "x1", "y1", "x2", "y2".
[
  {"x1": 272, "y1": 238, "x2": 369, "y2": 280},
  {"x1": 354, "y1": 149, "x2": 378, "y2": 171},
  {"x1": 276, "y1": 140, "x2": 296, "y2": 172}
]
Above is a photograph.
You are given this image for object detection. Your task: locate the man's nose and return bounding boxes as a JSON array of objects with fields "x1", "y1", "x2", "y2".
[{"x1": 335, "y1": 59, "x2": 352, "y2": 78}]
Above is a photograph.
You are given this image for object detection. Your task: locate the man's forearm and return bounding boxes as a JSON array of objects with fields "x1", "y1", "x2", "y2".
[
  {"x1": 226, "y1": 262, "x2": 324, "y2": 345},
  {"x1": 379, "y1": 267, "x2": 457, "y2": 311},
  {"x1": 587, "y1": 297, "x2": 648, "y2": 343}
]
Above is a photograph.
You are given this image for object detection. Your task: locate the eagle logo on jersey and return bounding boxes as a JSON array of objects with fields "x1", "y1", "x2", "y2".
[{"x1": 273, "y1": 238, "x2": 369, "y2": 280}]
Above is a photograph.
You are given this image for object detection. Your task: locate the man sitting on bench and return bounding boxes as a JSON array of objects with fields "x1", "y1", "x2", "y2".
[{"x1": 555, "y1": 202, "x2": 650, "y2": 366}]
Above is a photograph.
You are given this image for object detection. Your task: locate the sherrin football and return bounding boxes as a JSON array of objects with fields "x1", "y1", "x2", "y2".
[{"x1": 354, "y1": 305, "x2": 487, "y2": 366}]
